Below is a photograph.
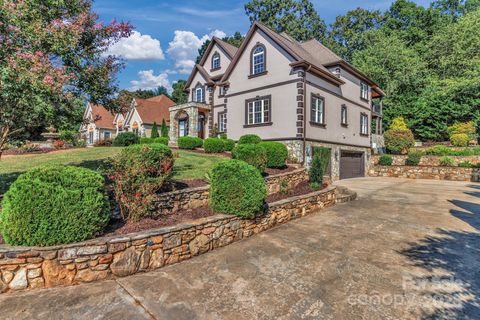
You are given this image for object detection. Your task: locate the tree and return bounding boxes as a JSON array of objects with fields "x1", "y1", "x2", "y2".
[
  {"x1": 171, "y1": 80, "x2": 188, "y2": 104},
  {"x1": 151, "y1": 122, "x2": 159, "y2": 138},
  {"x1": 196, "y1": 32, "x2": 244, "y2": 64},
  {"x1": 160, "y1": 119, "x2": 169, "y2": 138},
  {"x1": 0, "y1": 0, "x2": 132, "y2": 158},
  {"x1": 244, "y1": 0, "x2": 327, "y2": 42}
]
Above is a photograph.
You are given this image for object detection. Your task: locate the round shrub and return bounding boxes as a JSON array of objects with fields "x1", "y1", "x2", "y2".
[
  {"x1": 223, "y1": 139, "x2": 236, "y2": 151},
  {"x1": 0, "y1": 165, "x2": 109, "y2": 246},
  {"x1": 450, "y1": 133, "x2": 469, "y2": 147},
  {"x1": 110, "y1": 144, "x2": 174, "y2": 221},
  {"x1": 194, "y1": 137, "x2": 203, "y2": 148},
  {"x1": 378, "y1": 154, "x2": 393, "y2": 166},
  {"x1": 140, "y1": 137, "x2": 168, "y2": 145},
  {"x1": 178, "y1": 136, "x2": 198, "y2": 149},
  {"x1": 238, "y1": 134, "x2": 262, "y2": 145},
  {"x1": 439, "y1": 156, "x2": 455, "y2": 167},
  {"x1": 203, "y1": 138, "x2": 225, "y2": 153},
  {"x1": 113, "y1": 132, "x2": 139, "y2": 146},
  {"x1": 384, "y1": 129, "x2": 415, "y2": 154},
  {"x1": 259, "y1": 141, "x2": 288, "y2": 168},
  {"x1": 209, "y1": 160, "x2": 266, "y2": 218},
  {"x1": 232, "y1": 144, "x2": 267, "y2": 172},
  {"x1": 405, "y1": 150, "x2": 423, "y2": 166}
]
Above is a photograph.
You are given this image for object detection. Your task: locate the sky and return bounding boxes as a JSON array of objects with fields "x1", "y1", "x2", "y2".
[{"x1": 93, "y1": 0, "x2": 431, "y2": 92}]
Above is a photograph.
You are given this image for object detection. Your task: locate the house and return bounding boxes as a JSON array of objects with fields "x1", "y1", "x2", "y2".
[
  {"x1": 124, "y1": 95, "x2": 175, "y2": 137},
  {"x1": 169, "y1": 22, "x2": 385, "y2": 180},
  {"x1": 79, "y1": 103, "x2": 116, "y2": 145}
]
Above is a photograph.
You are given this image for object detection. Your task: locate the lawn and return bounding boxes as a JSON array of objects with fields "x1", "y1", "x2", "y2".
[{"x1": 0, "y1": 147, "x2": 226, "y2": 194}]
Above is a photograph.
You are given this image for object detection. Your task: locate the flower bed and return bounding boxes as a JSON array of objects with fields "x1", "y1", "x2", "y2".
[
  {"x1": 369, "y1": 165, "x2": 480, "y2": 182},
  {"x1": 0, "y1": 185, "x2": 339, "y2": 293}
]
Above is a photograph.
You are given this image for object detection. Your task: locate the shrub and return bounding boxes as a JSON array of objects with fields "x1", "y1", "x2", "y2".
[
  {"x1": 219, "y1": 133, "x2": 227, "y2": 139},
  {"x1": 140, "y1": 137, "x2": 168, "y2": 145},
  {"x1": 232, "y1": 144, "x2": 267, "y2": 172},
  {"x1": 151, "y1": 122, "x2": 159, "y2": 138},
  {"x1": 458, "y1": 161, "x2": 473, "y2": 168},
  {"x1": 238, "y1": 134, "x2": 262, "y2": 145},
  {"x1": 450, "y1": 133, "x2": 469, "y2": 147},
  {"x1": 259, "y1": 141, "x2": 288, "y2": 168},
  {"x1": 94, "y1": 138, "x2": 112, "y2": 147},
  {"x1": 448, "y1": 121, "x2": 476, "y2": 140},
  {"x1": 53, "y1": 139, "x2": 65, "y2": 149},
  {"x1": 178, "y1": 136, "x2": 198, "y2": 149},
  {"x1": 384, "y1": 129, "x2": 415, "y2": 154},
  {"x1": 389, "y1": 117, "x2": 409, "y2": 130},
  {"x1": 209, "y1": 160, "x2": 266, "y2": 219},
  {"x1": 59, "y1": 130, "x2": 77, "y2": 145},
  {"x1": 405, "y1": 150, "x2": 422, "y2": 166},
  {"x1": 76, "y1": 139, "x2": 86, "y2": 147},
  {"x1": 203, "y1": 138, "x2": 225, "y2": 153},
  {"x1": 312, "y1": 147, "x2": 331, "y2": 173},
  {"x1": 0, "y1": 165, "x2": 109, "y2": 246},
  {"x1": 160, "y1": 119, "x2": 169, "y2": 138},
  {"x1": 425, "y1": 145, "x2": 453, "y2": 156},
  {"x1": 223, "y1": 139, "x2": 236, "y2": 151},
  {"x1": 113, "y1": 132, "x2": 139, "y2": 146},
  {"x1": 309, "y1": 154, "x2": 324, "y2": 184},
  {"x1": 110, "y1": 144, "x2": 174, "y2": 221},
  {"x1": 378, "y1": 154, "x2": 393, "y2": 166},
  {"x1": 439, "y1": 156, "x2": 455, "y2": 167},
  {"x1": 194, "y1": 137, "x2": 203, "y2": 148}
]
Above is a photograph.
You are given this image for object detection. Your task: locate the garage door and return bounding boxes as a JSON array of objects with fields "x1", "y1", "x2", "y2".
[{"x1": 340, "y1": 151, "x2": 364, "y2": 179}]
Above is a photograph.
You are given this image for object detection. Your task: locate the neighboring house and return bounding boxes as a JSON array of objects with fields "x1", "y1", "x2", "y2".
[
  {"x1": 124, "y1": 95, "x2": 175, "y2": 137},
  {"x1": 169, "y1": 22, "x2": 385, "y2": 180},
  {"x1": 79, "y1": 103, "x2": 116, "y2": 145}
]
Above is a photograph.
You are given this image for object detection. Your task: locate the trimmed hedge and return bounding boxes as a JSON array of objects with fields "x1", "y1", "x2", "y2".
[
  {"x1": 113, "y1": 132, "x2": 139, "y2": 146},
  {"x1": 209, "y1": 160, "x2": 266, "y2": 218},
  {"x1": 194, "y1": 137, "x2": 203, "y2": 148},
  {"x1": 238, "y1": 134, "x2": 262, "y2": 145},
  {"x1": 259, "y1": 141, "x2": 288, "y2": 168},
  {"x1": 203, "y1": 138, "x2": 225, "y2": 153},
  {"x1": 140, "y1": 137, "x2": 169, "y2": 145},
  {"x1": 378, "y1": 154, "x2": 393, "y2": 166},
  {"x1": 232, "y1": 144, "x2": 267, "y2": 172},
  {"x1": 178, "y1": 136, "x2": 198, "y2": 149},
  {"x1": 223, "y1": 139, "x2": 236, "y2": 151},
  {"x1": 0, "y1": 165, "x2": 109, "y2": 246}
]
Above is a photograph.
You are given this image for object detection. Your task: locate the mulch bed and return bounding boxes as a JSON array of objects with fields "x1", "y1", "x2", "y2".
[
  {"x1": 266, "y1": 181, "x2": 327, "y2": 203},
  {"x1": 171, "y1": 179, "x2": 208, "y2": 190},
  {"x1": 2, "y1": 148, "x2": 56, "y2": 156},
  {"x1": 103, "y1": 205, "x2": 214, "y2": 237},
  {"x1": 264, "y1": 165, "x2": 297, "y2": 176}
]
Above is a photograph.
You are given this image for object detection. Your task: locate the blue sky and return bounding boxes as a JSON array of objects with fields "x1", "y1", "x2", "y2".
[{"x1": 93, "y1": 0, "x2": 431, "y2": 92}]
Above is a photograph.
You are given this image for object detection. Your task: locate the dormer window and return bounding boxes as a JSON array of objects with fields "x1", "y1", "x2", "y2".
[
  {"x1": 194, "y1": 84, "x2": 205, "y2": 102},
  {"x1": 212, "y1": 52, "x2": 220, "y2": 70},
  {"x1": 333, "y1": 67, "x2": 341, "y2": 78},
  {"x1": 251, "y1": 44, "x2": 266, "y2": 76}
]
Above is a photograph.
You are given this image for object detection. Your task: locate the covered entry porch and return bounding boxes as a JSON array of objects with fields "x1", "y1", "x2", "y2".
[{"x1": 168, "y1": 102, "x2": 211, "y2": 144}]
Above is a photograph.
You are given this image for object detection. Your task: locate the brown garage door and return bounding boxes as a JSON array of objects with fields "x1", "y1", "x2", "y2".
[{"x1": 340, "y1": 151, "x2": 364, "y2": 179}]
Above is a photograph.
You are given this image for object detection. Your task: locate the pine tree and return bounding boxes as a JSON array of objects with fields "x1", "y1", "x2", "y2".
[
  {"x1": 151, "y1": 122, "x2": 159, "y2": 138},
  {"x1": 160, "y1": 119, "x2": 169, "y2": 138}
]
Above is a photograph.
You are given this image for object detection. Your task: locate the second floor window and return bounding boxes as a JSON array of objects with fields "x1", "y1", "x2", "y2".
[
  {"x1": 194, "y1": 86, "x2": 204, "y2": 102},
  {"x1": 360, "y1": 113, "x2": 369, "y2": 135},
  {"x1": 247, "y1": 97, "x2": 270, "y2": 125},
  {"x1": 311, "y1": 95, "x2": 325, "y2": 125},
  {"x1": 212, "y1": 53, "x2": 220, "y2": 70},
  {"x1": 251, "y1": 45, "x2": 265, "y2": 75},
  {"x1": 360, "y1": 82, "x2": 369, "y2": 100},
  {"x1": 341, "y1": 105, "x2": 348, "y2": 125},
  {"x1": 218, "y1": 112, "x2": 226, "y2": 132}
]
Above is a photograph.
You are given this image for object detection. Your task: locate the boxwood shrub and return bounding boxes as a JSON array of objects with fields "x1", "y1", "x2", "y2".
[
  {"x1": 238, "y1": 134, "x2": 262, "y2": 145},
  {"x1": 259, "y1": 141, "x2": 288, "y2": 168},
  {"x1": 0, "y1": 165, "x2": 109, "y2": 246},
  {"x1": 378, "y1": 154, "x2": 393, "y2": 166},
  {"x1": 203, "y1": 138, "x2": 225, "y2": 153},
  {"x1": 178, "y1": 136, "x2": 198, "y2": 149},
  {"x1": 209, "y1": 160, "x2": 266, "y2": 218},
  {"x1": 232, "y1": 144, "x2": 267, "y2": 172},
  {"x1": 139, "y1": 137, "x2": 168, "y2": 145},
  {"x1": 112, "y1": 132, "x2": 139, "y2": 146},
  {"x1": 194, "y1": 137, "x2": 203, "y2": 148},
  {"x1": 223, "y1": 139, "x2": 236, "y2": 151}
]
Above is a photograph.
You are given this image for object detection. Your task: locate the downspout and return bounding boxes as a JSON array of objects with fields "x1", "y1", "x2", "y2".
[{"x1": 302, "y1": 65, "x2": 312, "y2": 166}]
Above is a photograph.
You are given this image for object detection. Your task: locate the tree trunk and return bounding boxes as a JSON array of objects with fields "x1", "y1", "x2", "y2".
[{"x1": 0, "y1": 126, "x2": 10, "y2": 161}]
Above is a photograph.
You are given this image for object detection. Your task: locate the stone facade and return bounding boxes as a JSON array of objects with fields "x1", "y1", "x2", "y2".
[
  {"x1": 168, "y1": 102, "x2": 209, "y2": 144},
  {"x1": 369, "y1": 165, "x2": 480, "y2": 182},
  {"x1": 371, "y1": 155, "x2": 480, "y2": 167},
  {"x1": 0, "y1": 186, "x2": 337, "y2": 293}
]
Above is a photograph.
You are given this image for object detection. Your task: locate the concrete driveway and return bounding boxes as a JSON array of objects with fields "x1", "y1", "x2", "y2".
[{"x1": 1, "y1": 177, "x2": 479, "y2": 319}]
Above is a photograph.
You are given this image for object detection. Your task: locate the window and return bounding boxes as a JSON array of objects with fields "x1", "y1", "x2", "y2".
[
  {"x1": 246, "y1": 96, "x2": 271, "y2": 126},
  {"x1": 311, "y1": 95, "x2": 325, "y2": 125},
  {"x1": 251, "y1": 44, "x2": 265, "y2": 75},
  {"x1": 333, "y1": 67, "x2": 341, "y2": 78},
  {"x1": 218, "y1": 86, "x2": 225, "y2": 97},
  {"x1": 212, "y1": 53, "x2": 220, "y2": 70},
  {"x1": 360, "y1": 82, "x2": 369, "y2": 100},
  {"x1": 341, "y1": 105, "x2": 348, "y2": 126},
  {"x1": 194, "y1": 85, "x2": 204, "y2": 102},
  {"x1": 104, "y1": 131, "x2": 111, "y2": 139},
  {"x1": 218, "y1": 112, "x2": 227, "y2": 132},
  {"x1": 360, "y1": 113, "x2": 369, "y2": 135}
]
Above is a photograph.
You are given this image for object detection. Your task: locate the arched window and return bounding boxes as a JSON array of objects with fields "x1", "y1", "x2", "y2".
[
  {"x1": 193, "y1": 83, "x2": 205, "y2": 102},
  {"x1": 251, "y1": 44, "x2": 266, "y2": 75},
  {"x1": 211, "y1": 52, "x2": 220, "y2": 70}
]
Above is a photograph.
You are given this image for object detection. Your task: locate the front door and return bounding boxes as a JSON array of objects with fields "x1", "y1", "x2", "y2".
[
  {"x1": 198, "y1": 112, "x2": 205, "y2": 139},
  {"x1": 88, "y1": 132, "x2": 94, "y2": 145}
]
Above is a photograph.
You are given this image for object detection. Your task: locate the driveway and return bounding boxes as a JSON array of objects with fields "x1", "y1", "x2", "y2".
[{"x1": 0, "y1": 177, "x2": 478, "y2": 319}]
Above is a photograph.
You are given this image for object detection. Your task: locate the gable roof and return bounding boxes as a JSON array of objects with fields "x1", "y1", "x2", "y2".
[
  {"x1": 131, "y1": 95, "x2": 175, "y2": 125},
  {"x1": 90, "y1": 104, "x2": 115, "y2": 130},
  {"x1": 184, "y1": 64, "x2": 213, "y2": 90}
]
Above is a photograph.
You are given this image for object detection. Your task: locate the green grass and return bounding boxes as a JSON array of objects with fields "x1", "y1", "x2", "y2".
[{"x1": 0, "y1": 147, "x2": 226, "y2": 194}]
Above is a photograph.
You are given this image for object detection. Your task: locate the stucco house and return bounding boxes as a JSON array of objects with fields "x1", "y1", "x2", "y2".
[
  {"x1": 79, "y1": 103, "x2": 116, "y2": 145},
  {"x1": 124, "y1": 95, "x2": 175, "y2": 137},
  {"x1": 169, "y1": 22, "x2": 385, "y2": 180}
]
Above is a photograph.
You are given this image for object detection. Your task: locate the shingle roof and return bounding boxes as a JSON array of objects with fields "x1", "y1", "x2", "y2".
[
  {"x1": 215, "y1": 38, "x2": 238, "y2": 58},
  {"x1": 91, "y1": 104, "x2": 115, "y2": 129},
  {"x1": 134, "y1": 95, "x2": 175, "y2": 124}
]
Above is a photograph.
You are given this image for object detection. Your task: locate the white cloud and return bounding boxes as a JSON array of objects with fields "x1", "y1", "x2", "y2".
[
  {"x1": 130, "y1": 70, "x2": 171, "y2": 92},
  {"x1": 167, "y1": 29, "x2": 226, "y2": 74},
  {"x1": 108, "y1": 31, "x2": 165, "y2": 60}
]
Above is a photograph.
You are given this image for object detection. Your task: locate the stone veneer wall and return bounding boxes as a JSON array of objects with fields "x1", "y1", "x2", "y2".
[
  {"x1": 0, "y1": 186, "x2": 337, "y2": 293},
  {"x1": 371, "y1": 155, "x2": 480, "y2": 167},
  {"x1": 152, "y1": 168, "x2": 308, "y2": 216},
  {"x1": 369, "y1": 165, "x2": 480, "y2": 182}
]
